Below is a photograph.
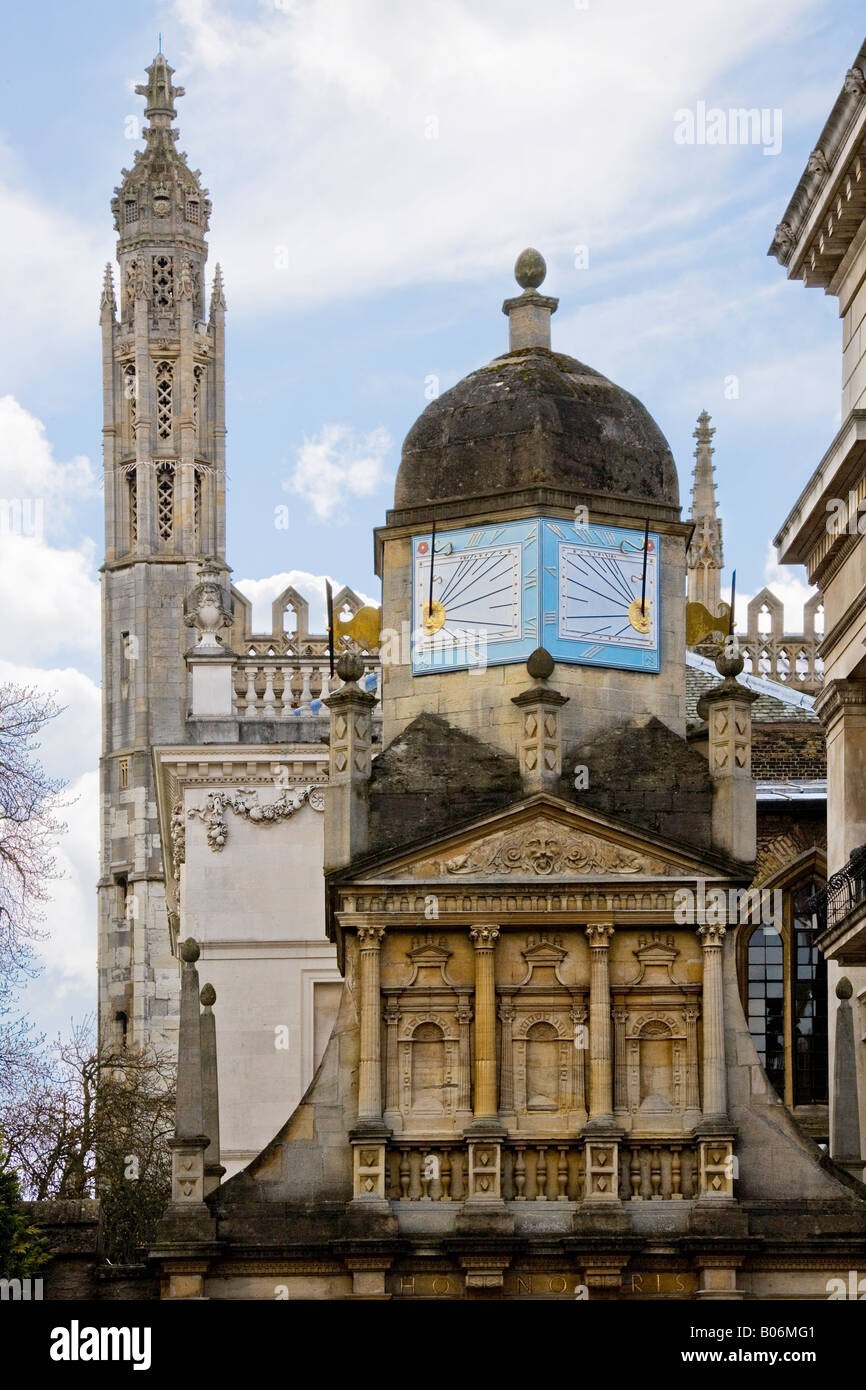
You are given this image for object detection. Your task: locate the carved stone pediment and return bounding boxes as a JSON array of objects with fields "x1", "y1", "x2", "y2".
[
  {"x1": 628, "y1": 932, "x2": 682, "y2": 986},
  {"x1": 377, "y1": 813, "x2": 681, "y2": 882}
]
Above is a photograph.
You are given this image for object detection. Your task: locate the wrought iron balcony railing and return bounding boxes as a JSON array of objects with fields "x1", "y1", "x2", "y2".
[{"x1": 806, "y1": 845, "x2": 866, "y2": 934}]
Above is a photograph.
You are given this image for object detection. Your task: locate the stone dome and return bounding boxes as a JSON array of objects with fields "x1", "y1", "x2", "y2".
[{"x1": 395, "y1": 346, "x2": 679, "y2": 512}]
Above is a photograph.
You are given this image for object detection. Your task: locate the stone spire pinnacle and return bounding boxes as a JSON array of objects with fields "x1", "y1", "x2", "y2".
[
  {"x1": 210, "y1": 263, "x2": 226, "y2": 313},
  {"x1": 135, "y1": 52, "x2": 185, "y2": 129},
  {"x1": 502, "y1": 248, "x2": 558, "y2": 351},
  {"x1": 99, "y1": 262, "x2": 116, "y2": 315},
  {"x1": 687, "y1": 410, "x2": 724, "y2": 614}
]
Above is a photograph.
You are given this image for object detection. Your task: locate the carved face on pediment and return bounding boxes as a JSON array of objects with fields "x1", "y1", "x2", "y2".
[{"x1": 369, "y1": 812, "x2": 685, "y2": 883}]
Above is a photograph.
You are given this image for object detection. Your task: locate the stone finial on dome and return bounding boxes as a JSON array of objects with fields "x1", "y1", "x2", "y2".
[
  {"x1": 502, "y1": 247, "x2": 559, "y2": 351},
  {"x1": 515, "y1": 248, "x2": 547, "y2": 290}
]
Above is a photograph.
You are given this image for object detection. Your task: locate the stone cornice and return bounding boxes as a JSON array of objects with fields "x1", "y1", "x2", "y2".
[
  {"x1": 813, "y1": 676, "x2": 866, "y2": 725},
  {"x1": 769, "y1": 41, "x2": 866, "y2": 286}
]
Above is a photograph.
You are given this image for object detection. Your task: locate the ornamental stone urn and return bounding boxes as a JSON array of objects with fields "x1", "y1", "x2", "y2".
[{"x1": 184, "y1": 557, "x2": 234, "y2": 649}]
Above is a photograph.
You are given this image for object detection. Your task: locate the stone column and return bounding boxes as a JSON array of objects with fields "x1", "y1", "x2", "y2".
[
  {"x1": 177, "y1": 267, "x2": 196, "y2": 551},
  {"x1": 815, "y1": 678, "x2": 866, "y2": 874},
  {"x1": 200, "y1": 982, "x2": 225, "y2": 1197},
  {"x1": 469, "y1": 927, "x2": 500, "y2": 1122},
  {"x1": 586, "y1": 924, "x2": 614, "y2": 1123},
  {"x1": 832, "y1": 977, "x2": 863, "y2": 1175},
  {"x1": 698, "y1": 924, "x2": 727, "y2": 1120},
  {"x1": 696, "y1": 648, "x2": 759, "y2": 862},
  {"x1": 154, "y1": 937, "x2": 216, "y2": 1262},
  {"x1": 571, "y1": 1003, "x2": 587, "y2": 1119},
  {"x1": 356, "y1": 926, "x2": 385, "y2": 1127},
  {"x1": 456, "y1": 995, "x2": 473, "y2": 1119},
  {"x1": 323, "y1": 653, "x2": 376, "y2": 870},
  {"x1": 383, "y1": 998, "x2": 401, "y2": 1131},
  {"x1": 684, "y1": 1006, "x2": 702, "y2": 1123},
  {"x1": 208, "y1": 265, "x2": 227, "y2": 558},
  {"x1": 498, "y1": 996, "x2": 515, "y2": 1117},
  {"x1": 612, "y1": 1005, "x2": 628, "y2": 1114}
]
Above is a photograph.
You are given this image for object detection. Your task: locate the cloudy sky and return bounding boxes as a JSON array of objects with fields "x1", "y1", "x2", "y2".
[{"x1": 2, "y1": 0, "x2": 861, "y2": 1037}]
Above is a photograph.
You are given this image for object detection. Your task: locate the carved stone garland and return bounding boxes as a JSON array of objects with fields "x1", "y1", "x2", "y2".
[{"x1": 188, "y1": 785, "x2": 325, "y2": 852}]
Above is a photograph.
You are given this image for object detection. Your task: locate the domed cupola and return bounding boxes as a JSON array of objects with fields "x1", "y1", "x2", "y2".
[
  {"x1": 393, "y1": 249, "x2": 679, "y2": 522},
  {"x1": 375, "y1": 250, "x2": 690, "y2": 755}
]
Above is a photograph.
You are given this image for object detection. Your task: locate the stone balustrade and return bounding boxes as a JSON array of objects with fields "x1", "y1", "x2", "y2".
[{"x1": 382, "y1": 1138, "x2": 701, "y2": 1203}]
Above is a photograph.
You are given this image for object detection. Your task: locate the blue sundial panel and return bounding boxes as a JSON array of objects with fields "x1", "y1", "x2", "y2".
[
  {"x1": 410, "y1": 517, "x2": 660, "y2": 675},
  {"x1": 411, "y1": 520, "x2": 539, "y2": 673},
  {"x1": 541, "y1": 520, "x2": 660, "y2": 673}
]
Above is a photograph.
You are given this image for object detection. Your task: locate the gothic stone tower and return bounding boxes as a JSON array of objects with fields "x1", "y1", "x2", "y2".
[
  {"x1": 686, "y1": 409, "x2": 724, "y2": 615},
  {"x1": 97, "y1": 54, "x2": 228, "y2": 1050}
]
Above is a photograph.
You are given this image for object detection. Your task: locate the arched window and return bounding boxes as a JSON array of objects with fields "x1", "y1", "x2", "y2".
[
  {"x1": 792, "y1": 879, "x2": 828, "y2": 1105},
  {"x1": 738, "y1": 862, "x2": 828, "y2": 1124},
  {"x1": 746, "y1": 927, "x2": 786, "y2": 1099}
]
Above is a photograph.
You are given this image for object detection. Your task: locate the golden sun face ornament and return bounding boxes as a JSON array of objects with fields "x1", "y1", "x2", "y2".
[
  {"x1": 627, "y1": 598, "x2": 651, "y2": 635},
  {"x1": 422, "y1": 598, "x2": 446, "y2": 634}
]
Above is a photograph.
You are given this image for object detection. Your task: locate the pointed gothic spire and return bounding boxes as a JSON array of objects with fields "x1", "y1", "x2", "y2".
[
  {"x1": 135, "y1": 52, "x2": 185, "y2": 127},
  {"x1": 210, "y1": 264, "x2": 226, "y2": 316},
  {"x1": 687, "y1": 410, "x2": 724, "y2": 615},
  {"x1": 99, "y1": 263, "x2": 116, "y2": 315}
]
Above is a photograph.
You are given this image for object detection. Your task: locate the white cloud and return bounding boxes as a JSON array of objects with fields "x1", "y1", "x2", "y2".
[
  {"x1": 284, "y1": 424, "x2": 392, "y2": 521},
  {"x1": 0, "y1": 395, "x2": 96, "y2": 524},
  {"x1": 33, "y1": 770, "x2": 99, "y2": 993},
  {"x1": 0, "y1": 397, "x2": 100, "y2": 663},
  {"x1": 164, "y1": 0, "x2": 818, "y2": 312},
  {"x1": 235, "y1": 568, "x2": 378, "y2": 634},
  {"x1": 0, "y1": 149, "x2": 106, "y2": 399},
  {"x1": 727, "y1": 541, "x2": 819, "y2": 634}
]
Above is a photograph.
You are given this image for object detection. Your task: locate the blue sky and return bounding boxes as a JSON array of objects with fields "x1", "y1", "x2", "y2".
[{"x1": 1, "y1": 0, "x2": 861, "y2": 1037}]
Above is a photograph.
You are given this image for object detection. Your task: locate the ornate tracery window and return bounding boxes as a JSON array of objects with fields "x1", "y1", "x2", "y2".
[
  {"x1": 127, "y1": 470, "x2": 137, "y2": 548},
  {"x1": 156, "y1": 462, "x2": 175, "y2": 542},
  {"x1": 152, "y1": 255, "x2": 174, "y2": 308},
  {"x1": 193, "y1": 363, "x2": 205, "y2": 442},
  {"x1": 155, "y1": 361, "x2": 173, "y2": 440},
  {"x1": 123, "y1": 362, "x2": 138, "y2": 449},
  {"x1": 194, "y1": 468, "x2": 203, "y2": 548}
]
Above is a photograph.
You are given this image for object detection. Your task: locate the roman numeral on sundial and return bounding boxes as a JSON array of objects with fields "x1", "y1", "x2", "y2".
[
  {"x1": 548, "y1": 522, "x2": 566, "y2": 538},
  {"x1": 544, "y1": 611, "x2": 556, "y2": 625},
  {"x1": 467, "y1": 531, "x2": 483, "y2": 547}
]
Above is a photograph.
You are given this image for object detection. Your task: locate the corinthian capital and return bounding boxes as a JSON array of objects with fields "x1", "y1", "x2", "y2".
[
  {"x1": 585, "y1": 923, "x2": 614, "y2": 948},
  {"x1": 469, "y1": 925, "x2": 499, "y2": 948},
  {"x1": 356, "y1": 926, "x2": 385, "y2": 948}
]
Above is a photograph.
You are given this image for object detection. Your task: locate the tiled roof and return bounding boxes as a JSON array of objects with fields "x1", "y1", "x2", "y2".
[{"x1": 685, "y1": 653, "x2": 819, "y2": 727}]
